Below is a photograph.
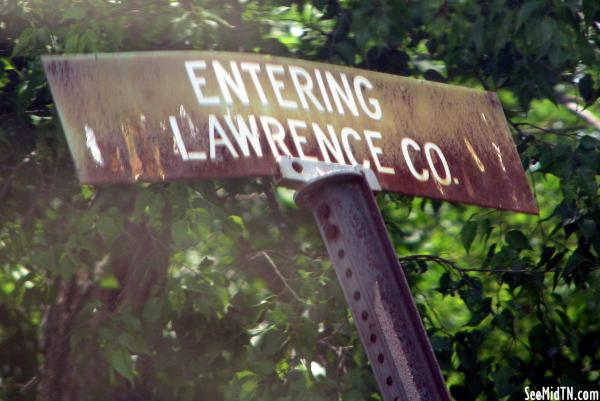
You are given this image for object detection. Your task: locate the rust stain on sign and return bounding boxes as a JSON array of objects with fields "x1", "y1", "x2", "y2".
[{"x1": 42, "y1": 51, "x2": 538, "y2": 214}]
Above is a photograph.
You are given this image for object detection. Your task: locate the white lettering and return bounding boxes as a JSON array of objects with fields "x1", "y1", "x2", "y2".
[
  {"x1": 240, "y1": 62, "x2": 268, "y2": 104},
  {"x1": 170, "y1": 116, "x2": 189, "y2": 160},
  {"x1": 209, "y1": 114, "x2": 239, "y2": 160},
  {"x1": 223, "y1": 114, "x2": 263, "y2": 158},
  {"x1": 313, "y1": 123, "x2": 345, "y2": 164},
  {"x1": 354, "y1": 76, "x2": 382, "y2": 120},
  {"x1": 289, "y1": 66, "x2": 324, "y2": 111},
  {"x1": 424, "y1": 142, "x2": 451, "y2": 185},
  {"x1": 365, "y1": 130, "x2": 394, "y2": 174},
  {"x1": 265, "y1": 64, "x2": 297, "y2": 109},
  {"x1": 401, "y1": 138, "x2": 428, "y2": 181},
  {"x1": 341, "y1": 127, "x2": 368, "y2": 168},
  {"x1": 314, "y1": 69, "x2": 333, "y2": 112},
  {"x1": 325, "y1": 71, "x2": 359, "y2": 116},
  {"x1": 288, "y1": 119, "x2": 316, "y2": 161},
  {"x1": 185, "y1": 61, "x2": 219, "y2": 105},
  {"x1": 259, "y1": 115, "x2": 292, "y2": 157},
  {"x1": 169, "y1": 116, "x2": 208, "y2": 161},
  {"x1": 213, "y1": 61, "x2": 249, "y2": 105}
]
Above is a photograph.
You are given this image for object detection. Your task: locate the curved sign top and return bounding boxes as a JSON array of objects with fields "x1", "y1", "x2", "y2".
[{"x1": 42, "y1": 51, "x2": 537, "y2": 214}]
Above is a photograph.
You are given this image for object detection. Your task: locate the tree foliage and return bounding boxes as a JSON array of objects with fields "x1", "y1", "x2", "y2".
[{"x1": 1, "y1": 1, "x2": 599, "y2": 400}]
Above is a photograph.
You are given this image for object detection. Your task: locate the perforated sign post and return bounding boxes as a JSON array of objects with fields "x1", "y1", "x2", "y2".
[{"x1": 43, "y1": 51, "x2": 538, "y2": 401}]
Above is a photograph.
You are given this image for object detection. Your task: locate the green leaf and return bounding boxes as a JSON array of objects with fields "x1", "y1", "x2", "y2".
[
  {"x1": 424, "y1": 69, "x2": 446, "y2": 83},
  {"x1": 461, "y1": 221, "x2": 478, "y2": 253},
  {"x1": 579, "y1": 219, "x2": 597, "y2": 239},
  {"x1": 120, "y1": 313, "x2": 143, "y2": 333},
  {"x1": 478, "y1": 218, "x2": 493, "y2": 245},
  {"x1": 99, "y1": 275, "x2": 120, "y2": 289},
  {"x1": 200, "y1": 9, "x2": 234, "y2": 28},
  {"x1": 235, "y1": 370, "x2": 257, "y2": 380},
  {"x1": 493, "y1": 366, "x2": 518, "y2": 397},
  {"x1": 580, "y1": 135, "x2": 600, "y2": 150},
  {"x1": 79, "y1": 29, "x2": 100, "y2": 53},
  {"x1": 12, "y1": 28, "x2": 36, "y2": 57},
  {"x1": 256, "y1": 329, "x2": 286, "y2": 358},
  {"x1": 96, "y1": 214, "x2": 123, "y2": 245},
  {"x1": 118, "y1": 331, "x2": 150, "y2": 355},
  {"x1": 506, "y1": 230, "x2": 532, "y2": 251},
  {"x1": 239, "y1": 378, "x2": 258, "y2": 401},
  {"x1": 516, "y1": 1, "x2": 542, "y2": 29},
  {"x1": 133, "y1": 190, "x2": 154, "y2": 220},
  {"x1": 170, "y1": 219, "x2": 192, "y2": 248},
  {"x1": 439, "y1": 272, "x2": 460, "y2": 294},
  {"x1": 463, "y1": 293, "x2": 492, "y2": 326},
  {"x1": 2, "y1": 281, "x2": 16, "y2": 295},
  {"x1": 334, "y1": 41, "x2": 356, "y2": 64},
  {"x1": 63, "y1": 6, "x2": 86, "y2": 21},
  {"x1": 106, "y1": 348, "x2": 134, "y2": 381},
  {"x1": 80, "y1": 185, "x2": 95, "y2": 201},
  {"x1": 64, "y1": 34, "x2": 79, "y2": 53},
  {"x1": 142, "y1": 297, "x2": 162, "y2": 324},
  {"x1": 431, "y1": 335, "x2": 452, "y2": 351},
  {"x1": 471, "y1": 18, "x2": 484, "y2": 52},
  {"x1": 228, "y1": 215, "x2": 248, "y2": 238},
  {"x1": 578, "y1": 74, "x2": 597, "y2": 106},
  {"x1": 583, "y1": 0, "x2": 600, "y2": 26},
  {"x1": 492, "y1": 309, "x2": 514, "y2": 334}
]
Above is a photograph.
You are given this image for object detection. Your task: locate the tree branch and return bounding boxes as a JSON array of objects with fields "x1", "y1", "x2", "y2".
[
  {"x1": 557, "y1": 95, "x2": 600, "y2": 131},
  {"x1": 399, "y1": 254, "x2": 599, "y2": 274},
  {"x1": 252, "y1": 251, "x2": 308, "y2": 305},
  {"x1": 513, "y1": 122, "x2": 585, "y2": 138}
]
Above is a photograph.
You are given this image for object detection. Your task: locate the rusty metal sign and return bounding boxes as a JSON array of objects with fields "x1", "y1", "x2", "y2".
[{"x1": 42, "y1": 51, "x2": 537, "y2": 213}]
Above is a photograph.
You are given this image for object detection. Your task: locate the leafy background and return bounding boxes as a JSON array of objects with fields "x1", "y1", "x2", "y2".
[{"x1": 1, "y1": 1, "x2": 599, "y2": 400}]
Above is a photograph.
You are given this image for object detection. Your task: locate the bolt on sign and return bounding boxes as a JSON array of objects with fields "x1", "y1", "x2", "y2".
[{"x1": 42, "y1": 51, "x2": 537, "y2": 214}]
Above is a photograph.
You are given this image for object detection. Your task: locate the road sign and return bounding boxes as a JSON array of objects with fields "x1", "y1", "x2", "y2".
[
  {"x1": 43, "y1": 51, "x2": 537, "y2": 213},
  {"x1": 43, "y1": 51, "x2": 539, "y2": 401}
]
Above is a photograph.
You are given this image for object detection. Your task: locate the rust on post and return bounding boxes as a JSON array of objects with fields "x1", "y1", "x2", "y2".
[
  {"x1": 296, "y1": 170, "x2": 451, "y2": 401},
  {"x1": 42, "y1": 51, "x2": 537, "y2": 213}
]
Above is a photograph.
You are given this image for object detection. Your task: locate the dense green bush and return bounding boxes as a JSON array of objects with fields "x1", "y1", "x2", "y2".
[{"x1": 1, "y1": 1, "x2": 598, "y2": 400}]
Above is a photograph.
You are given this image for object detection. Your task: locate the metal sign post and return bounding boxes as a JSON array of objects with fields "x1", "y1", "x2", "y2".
[{"x1": 279, "y1": 156, "x2": 450, "y2": 401}]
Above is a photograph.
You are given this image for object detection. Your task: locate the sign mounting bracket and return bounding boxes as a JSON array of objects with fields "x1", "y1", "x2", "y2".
[{"x1": 277, "y1": 156, "x2": 381, "y2": 191}]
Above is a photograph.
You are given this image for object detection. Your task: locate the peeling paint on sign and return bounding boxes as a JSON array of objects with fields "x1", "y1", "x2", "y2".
[
  {"x1": 42, "y1": 51, "x2": 538, "y2": 214},
  {"x1": 84, "y1": 125, "x2": 104, "y2": 167}
]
